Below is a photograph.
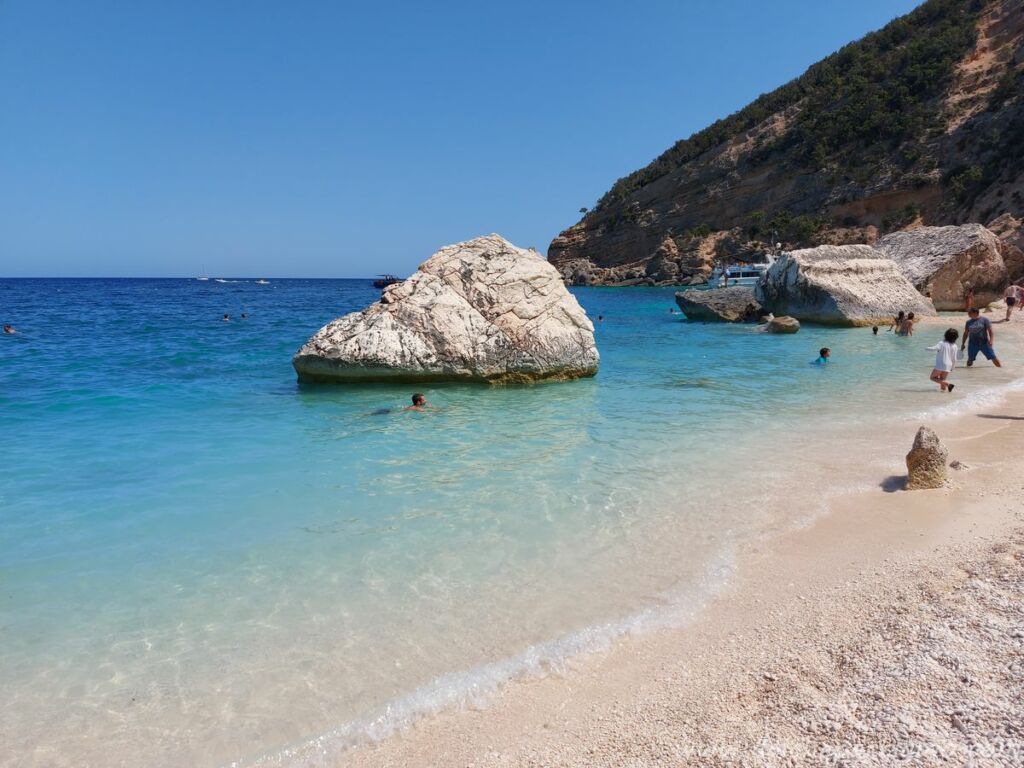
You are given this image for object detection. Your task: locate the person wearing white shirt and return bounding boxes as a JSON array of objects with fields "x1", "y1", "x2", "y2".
[{"x1": 927, "y1": 328, "x2": 960, "y2": 392}]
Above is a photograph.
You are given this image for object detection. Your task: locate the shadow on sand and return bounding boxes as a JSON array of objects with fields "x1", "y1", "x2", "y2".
[{"x1": 880, "y1": 475, "x2": 907, "y2": 493}]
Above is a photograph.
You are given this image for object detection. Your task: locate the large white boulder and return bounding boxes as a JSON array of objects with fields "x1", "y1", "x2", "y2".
[
  {"x1": 754, "y1": 245, "x2": 935, "y2": 326},
  {"x1": 293, "y1": 235, "x2": 599, "y2": 383},
  {"x1": 876, "y1": 224, "x2": 1008, "y2": 310}
]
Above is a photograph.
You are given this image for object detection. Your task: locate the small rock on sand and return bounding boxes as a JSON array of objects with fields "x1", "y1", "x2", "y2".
[{"x1": 905, "y1": 426, "x2": 949, "y2": 490}]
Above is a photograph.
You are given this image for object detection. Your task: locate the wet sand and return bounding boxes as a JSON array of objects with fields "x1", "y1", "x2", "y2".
[{"x1": 343, "y1": 317, "x2": 1024, "y2": 767}]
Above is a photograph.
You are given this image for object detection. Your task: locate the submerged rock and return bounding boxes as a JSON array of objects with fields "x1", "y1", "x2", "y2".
[
  {"x1": 905, "y1": 426, "x2": 949, "y2": 490},
  {"x1": 765, "y1": 315, "x2": 800, "y2": 333},
  {"x1": 876, "y1": 224, "x2": 1008, "y2": 310},
  {"x1": 293, "y1": 235, "x2": 599, "y2": 383},
  {"x1": 674, "y1": 286, "x2": 762, "y2": 322},
  {"x1": 755, "y1": 245, "x2": 935, "y2": 327}
]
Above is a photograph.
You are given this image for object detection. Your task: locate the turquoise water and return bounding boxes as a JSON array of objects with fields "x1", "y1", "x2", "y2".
[{"x1": 2, "y1": 279, "x2": 1021, "y2": 767}]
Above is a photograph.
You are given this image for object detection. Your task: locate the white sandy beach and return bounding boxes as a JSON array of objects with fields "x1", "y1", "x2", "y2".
[{"x1": 342, "y1": 317, "x2": 1024, "y2": 768}]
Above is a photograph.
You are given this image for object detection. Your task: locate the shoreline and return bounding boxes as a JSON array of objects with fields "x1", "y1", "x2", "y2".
[{"x1": 338, "y1": 327, "x2": 1024, "y2": 767}]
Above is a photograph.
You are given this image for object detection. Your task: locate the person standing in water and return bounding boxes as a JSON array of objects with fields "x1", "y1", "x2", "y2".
[
  {"x1": 927, "y1": 328, "x2": 959, "y2": 392},
  {"x1": 1004, "y1": 284, "x2": 1024, "y2": 321},
  {"x1": 890, "y1": 311, "x2": 906, "y2": 334},
  {"x1": 964, "y1": 285, "x2": 975, "y2": 313},
  {"x1": 962, "y1": 308, "x2": 1001, "y2": 367}
]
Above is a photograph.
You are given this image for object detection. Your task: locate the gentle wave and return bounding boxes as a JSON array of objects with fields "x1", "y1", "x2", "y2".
[
  {"x1": 236, "y1": 550, "x2": 735, "y2": 768},
  {"x1": 909, "y1": 375, "x2": 1024, "y2": 421}
]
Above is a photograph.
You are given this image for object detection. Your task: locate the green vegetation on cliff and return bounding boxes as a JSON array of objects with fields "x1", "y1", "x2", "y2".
[{"x1": 596, "y1": 0, "x2": 983, "y2": 211}]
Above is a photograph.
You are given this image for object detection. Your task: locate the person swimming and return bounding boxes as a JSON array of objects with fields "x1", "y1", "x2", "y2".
[
  {"x1": 872, "y1": 326, "x2": 879, "y2": 335},
  {"x1": 3, "y1": 324, "x2": 14, "y2": 334},
  {"x1": 223, "y1": 314, "x2": 230, "y2": 322},
  {"x1": 813, "y1": 347, "x2": 831, "y2": 365},
  {"x1": 404, "y1": 393, "x2": 433, "y2": 411}
]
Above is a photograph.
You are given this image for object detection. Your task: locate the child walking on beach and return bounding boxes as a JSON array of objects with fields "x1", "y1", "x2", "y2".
[{"x1": 927, "y1": 328, "x2": 959, "y2": 392}]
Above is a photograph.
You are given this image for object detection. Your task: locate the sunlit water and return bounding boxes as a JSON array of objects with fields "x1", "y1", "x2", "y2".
[{"x1": 1, "y1": 278, "x2": 1021, "y2": 767}]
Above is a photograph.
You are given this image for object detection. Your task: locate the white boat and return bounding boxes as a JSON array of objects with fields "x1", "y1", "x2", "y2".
[
  {"x1": 709, "y1": 252, "x2": 778, "y2": 287},
  {"x1": 255, "y1": 279, "x2": 271, "y2": 285}
]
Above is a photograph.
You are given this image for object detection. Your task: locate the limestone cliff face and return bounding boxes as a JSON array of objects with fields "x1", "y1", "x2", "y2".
[{"x1": 549, "y1": 0, "x2": 1024, "y2": 285}]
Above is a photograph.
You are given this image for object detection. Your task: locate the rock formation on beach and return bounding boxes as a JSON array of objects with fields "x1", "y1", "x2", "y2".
[
  {"x1": 674, "y1": 286, "x2": 762, "y2": 322},
  {"x1": 765, "y1": 316, "x2": 800, "y2": 333},
  {"x1": 876, "y1": 223, "x2": 1009, "y2": 309},
  {"x1": 906, "y1": 425, "x2": 950, "y2": 490},
  {"x1": 755, "y1": 245, "x2": 936, "y2": 326},
  {"x1": 548, "y1": 0, "x2": 1024, "y2": 285},
  {"x1": 293, "y1": 235, "x2": 599, "y2": 383}
]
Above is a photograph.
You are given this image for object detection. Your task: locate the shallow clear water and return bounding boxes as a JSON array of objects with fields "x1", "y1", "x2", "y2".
[{"x1": 1, "y1": 279, "x2": 1021, "y2": 767}]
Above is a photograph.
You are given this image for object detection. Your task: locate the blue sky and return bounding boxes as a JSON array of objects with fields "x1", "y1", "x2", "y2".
[{"x1": 0, "y1": 0, "x2": 921, "y2": 277}]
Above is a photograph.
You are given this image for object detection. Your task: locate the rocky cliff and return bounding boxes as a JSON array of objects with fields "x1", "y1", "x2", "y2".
[{"x1": 549, "y1": 0, "x2": 1024, "y2": 286}]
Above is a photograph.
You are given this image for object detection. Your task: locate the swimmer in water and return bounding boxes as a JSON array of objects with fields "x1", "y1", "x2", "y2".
[
  {"x1": 3, "y1": 324, "x2": 14, "y2": 334},
  {"x1": 223, "y1": 314, "x2": 230, "y2": 322},
  {"x1": 404, "y1": 393, "x2": 432, "y2": 411},
  {"x1": 813, "y1": 347, "x2": 831, "y2": 365},
  {"x1": 872, "y1": 326, "x2": 879, "y2": 335}
]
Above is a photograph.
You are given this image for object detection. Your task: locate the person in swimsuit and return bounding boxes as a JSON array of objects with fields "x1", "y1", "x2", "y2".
[
  {"x1": 890, "y1": 311, "x2": 906, "y2": 334},
  {"x1": 3, "y1": 324, "x2": 14, "y2": 334},
  {"x1": 962, "y1": 308, "x2": 1001, "y2": 367},
  {"x1": 404, "y1": 393, "x2": 433, "y2": 411},
  {"x1": 1004, "y1": 285, "x2": 1024, "y2": 321}
]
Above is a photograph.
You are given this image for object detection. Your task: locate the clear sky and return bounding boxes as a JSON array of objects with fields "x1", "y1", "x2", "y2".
[{"x1": 0, "y1": 0, "x2": 922, "y2": 278}]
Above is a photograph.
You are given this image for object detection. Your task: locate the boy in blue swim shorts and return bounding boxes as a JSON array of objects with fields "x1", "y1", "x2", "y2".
[{"x1": 961, "y1": 308, "x2": 1001, "y2": 367}]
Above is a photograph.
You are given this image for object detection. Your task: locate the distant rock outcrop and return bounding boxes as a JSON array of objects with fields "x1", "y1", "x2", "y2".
[
  {"x1": 989, "y1": 213, "x2": 1024, "y2": 284},
  {"x1": 674, "y1": 287, "x2": 762, "y2": 322},
  {"x1": 876, "y1": 224, "x2": 1008, "y2": 310},
  {"x1": 765, "y1": 316, "x2": 800, "y2": 334},
  {"x1": 906, "y1": 426, "x2": 949, "y2": 490},
  {"x1": 293, "y1": 235, "x2": 599, "y2": 383},
  {"x1": 755, "y1": 245, "x2": 936, "y2": 326},
  {"x1": 547, "y1": 1, "x2": 1023, "y2": 285}
]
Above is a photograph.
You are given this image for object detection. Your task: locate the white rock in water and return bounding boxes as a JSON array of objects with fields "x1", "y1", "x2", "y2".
[
  {"x1": 876, "y1": 224, "x2": 1007, "y2": 310},
  {"x1": 293, "y1": 234, "x2": 599, "y2": 383},
  {"x1": 755, "y1": 244, "x2": 936, "y2": 326}
]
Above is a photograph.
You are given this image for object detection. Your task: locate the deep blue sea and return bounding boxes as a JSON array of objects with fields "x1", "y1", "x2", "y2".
[{"x1": 2, "y1": 278, "x2": 1021, "y2": 767}]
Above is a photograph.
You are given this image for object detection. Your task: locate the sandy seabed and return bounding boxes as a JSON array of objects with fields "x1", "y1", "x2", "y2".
[{"x1": 343, "y1": 317, "x2": 1024, "y2": 768}]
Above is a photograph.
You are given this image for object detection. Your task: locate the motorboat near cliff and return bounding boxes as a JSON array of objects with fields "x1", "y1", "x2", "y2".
[
  {"x1": 372, "y1": 274, "x2": 401, "y2": 289},
  {"x1": 709, "y1": 251, "x2": 779, "y2": 287}
]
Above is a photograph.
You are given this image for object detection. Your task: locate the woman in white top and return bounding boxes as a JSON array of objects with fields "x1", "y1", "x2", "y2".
[{"x1": 927, "y1": 328, "x2": 960, "y2": 392}]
